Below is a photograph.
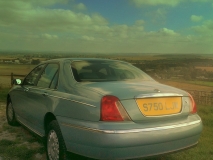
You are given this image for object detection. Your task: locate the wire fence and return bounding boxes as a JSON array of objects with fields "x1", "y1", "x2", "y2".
[{"x1": 187, "y1": 90, "x2": 213, "y2": 106}]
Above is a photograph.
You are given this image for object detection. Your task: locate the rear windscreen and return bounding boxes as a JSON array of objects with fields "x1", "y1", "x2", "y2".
[{"x1": 71, "y1": 60, "x2": 153, "y2": 82}]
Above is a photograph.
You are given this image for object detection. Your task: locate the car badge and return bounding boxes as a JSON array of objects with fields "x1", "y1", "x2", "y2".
[{"x1": 154, "y1": 89, "x2": 161, "y2": 93}]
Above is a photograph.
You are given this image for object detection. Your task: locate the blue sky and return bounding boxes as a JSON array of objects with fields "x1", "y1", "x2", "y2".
[{"x1": 0, "y1": 0, "x2": 212, "y2": 54}]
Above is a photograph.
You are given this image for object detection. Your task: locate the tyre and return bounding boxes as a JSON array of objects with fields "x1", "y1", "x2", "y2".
[
  {"x1": 46, "y1": 120, "x2": 67, "y2": 160},
  {"x1": 6, "y1": 101, "x2": 19, "y2": 126}
]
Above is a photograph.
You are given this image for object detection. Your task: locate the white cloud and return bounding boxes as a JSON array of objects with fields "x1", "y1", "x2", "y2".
[
  {"x1": 31, "y1": 0, "x2": 68, "y2": 7},
  {"x1": 131, "y1": 0, "x2": 182, "y2": 7},
  {"x1": 135, "y1": 20, "x2": 145, "y2": 26},
  {"x1": 191, "y1": 15, "x2": 203, "y2": 22},
  {"x1": 42, "y1": 33, "x2": 58, "y2": 39},
  {"x1": 192, "y1": 20, "x2": 213, "y2": 35},
  {"x1": 0, "y1": 1, "x2": 108, "y2": 33},
  {"x1": 143, "y1": 28, "x2": 180, "y2": 44},
  {"x1": 131, "y1": 0, "x2": 212, "y2": 7},
  {"x1": 82, "y1": 35, "x2": 95, "y2": 41},
  {"x1": 75, "y1": 3, "x2": 87, "y2": 11},
  {"x1": 158, "y1": 28, "x2": 179, "y2": 36},
  {"x1": 146, "y1": 8, "x2": 167, "y2": 24}
]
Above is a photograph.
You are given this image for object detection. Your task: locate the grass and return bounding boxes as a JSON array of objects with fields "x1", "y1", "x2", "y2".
[
  {"x1": 156, "y1": 105, "x2": 213, "y2": 160},
  {"x1": 0, "y1": 64, "x2": 35, "y2": 75},
  {"x1": 167, "y1": 79, "x2": 213, "y2": 88},
  {"x1": 0, "y1": 64, "x2": 35, "y2": 88},
  {"x1": 0, "y1": 139, "x2": 45, "y2": 160},
  {"x1": 186, "y1": 80, "x2": 213, "y2": 88},
  {"x1": 0, "y1": 109, "x2": 45, "y2": 160},
  {"x1": 0, "y1": 85, "x2": 10, "y2": 102}
]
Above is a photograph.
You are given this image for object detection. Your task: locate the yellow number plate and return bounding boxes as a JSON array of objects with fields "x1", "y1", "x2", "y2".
[{"x1": 136, "y1": 97, "x2": 182, "y2": 116}]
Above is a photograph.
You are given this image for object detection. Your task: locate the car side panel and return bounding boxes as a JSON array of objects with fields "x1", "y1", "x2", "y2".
[
  {"x1": 9, "y1": 86, "x2": 47, "y2": 136},
  {"x1": 9, "y1": 86, "x2": 29, "y2": 120},
  {"x1": 23, "y1": 87, "x2": 52, "y2": 131},
  {"x1": 52, "y1": 91, "x2": 100, "y2": 121},
  {"x1": 16, "y1": 112, "x2": 45, "y2": 136}
]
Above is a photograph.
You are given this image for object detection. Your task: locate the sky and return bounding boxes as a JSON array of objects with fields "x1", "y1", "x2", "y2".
[{"x1": 0, "y1": 0, "x2": 212, "y2": 54}]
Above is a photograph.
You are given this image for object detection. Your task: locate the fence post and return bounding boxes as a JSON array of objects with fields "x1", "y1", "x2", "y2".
[
  {"x1": 211, "y1": 91, "x2": 213, "y2": 105},
  {"x1": 11, "y1": 72, "x2": 13, "y2": 86}
]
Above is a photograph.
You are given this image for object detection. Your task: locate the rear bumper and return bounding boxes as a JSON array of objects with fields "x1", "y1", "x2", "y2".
[
  {"x1": 58, "y1": 115, "x2": 202, "y2": 159},
  {"x1": 65, "y1": 134, "x2": 199, "y2": 160}
]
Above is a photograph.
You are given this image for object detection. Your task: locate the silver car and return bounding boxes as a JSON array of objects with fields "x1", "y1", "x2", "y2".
[{"x1": 6, "y1": 58, "x2": 202, "y2": 160}]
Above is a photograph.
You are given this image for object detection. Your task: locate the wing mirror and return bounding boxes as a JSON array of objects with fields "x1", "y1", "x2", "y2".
[{"x1": 13, "y1": 79, "x2": 22, "y2": 85}]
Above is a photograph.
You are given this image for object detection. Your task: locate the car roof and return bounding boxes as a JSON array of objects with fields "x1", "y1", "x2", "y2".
[{"x1": 40, "y1": 58, "x2": 123, "y2": 64}]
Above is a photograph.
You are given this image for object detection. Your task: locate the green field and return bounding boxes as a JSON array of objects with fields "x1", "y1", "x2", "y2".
[
  {"x1": 0, "y1": 87, "x2": 9, "y2": 102},
  {"x1": 0, "y1": 64, "x2": 36, "y2": 88},
  {"x1": 186, "y1": 80, "x2": 213, "y2": 87},
  {"x1": 168, "y1": 79, "x2": 213, "y2": 88},
  {"x1": 0, "y1": 64, "x2": 35, "y2": 75}
]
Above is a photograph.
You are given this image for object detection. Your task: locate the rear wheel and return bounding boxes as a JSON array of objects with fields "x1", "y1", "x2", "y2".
[
  {"x1": 6, "y1": 102, "x2": 19, "y2": 126},
  {"x1": 46, "y1": 120, "x2": 67, "y2": 160}
]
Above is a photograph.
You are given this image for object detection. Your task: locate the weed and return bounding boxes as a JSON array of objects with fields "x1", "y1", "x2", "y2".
[
  {"x1": 0, "y1": 140, "x2": 45, "y2": 160},
  {"x1": 3, "y1": 123, "x2": 19, "y2": 133},
  {"x1": 0, "y1": 87, "x2": 9, "y2": 102}
]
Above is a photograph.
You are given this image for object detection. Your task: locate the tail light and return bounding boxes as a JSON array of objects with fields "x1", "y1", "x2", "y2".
[
  {"x1": 188, "y1": 93, "x2": 197, "y2": 114},
  {"x1": 100, "y1": 95, "x2": 130, "y2": 121}
]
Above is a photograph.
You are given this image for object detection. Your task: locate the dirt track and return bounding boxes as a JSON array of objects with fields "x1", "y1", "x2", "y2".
[{"x1": 158, "y1": 80, "x2": 213, "y2": 92}]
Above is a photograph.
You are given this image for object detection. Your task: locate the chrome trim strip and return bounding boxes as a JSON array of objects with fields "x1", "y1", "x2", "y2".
[
  {"x1": 61, "y1": 119, "x2": 201, "y2": 134},
  {"x1": 135, "y1": 93, "x2": 183, "y2": 99},
  {"x1": 16, "y1": 116, "x2": 44, "y2": 137},
  {"x1": 48, "y1": 94, "x2": 97, "y2": 108}
]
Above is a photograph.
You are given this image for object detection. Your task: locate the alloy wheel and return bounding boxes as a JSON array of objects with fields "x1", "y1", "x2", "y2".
[
  {"x1": 7, "y1": 103, "x2": 14, "y2": 122},
  {"x1": 47, "y1": 130, "x2": 60, "y2": 160}
]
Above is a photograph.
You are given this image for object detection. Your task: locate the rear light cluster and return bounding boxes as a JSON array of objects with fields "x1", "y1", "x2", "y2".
[
  {"x1": 100, "y1": 95, "x2": 131, "y2": 121},
  {"x1": 188, "y1": 93, "x2": 197, "y2": 114}
]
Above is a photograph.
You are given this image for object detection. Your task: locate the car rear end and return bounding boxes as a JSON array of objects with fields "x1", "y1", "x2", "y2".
[
  {"x1": 96, "y1": 92, "x2": 201, "y2": 159},
  {"x1": 59, "y1": 59, "x2": 202, "y2": 159},
  {"x1": 60, "y1": 90, "x2": 202, "y2": 160}
]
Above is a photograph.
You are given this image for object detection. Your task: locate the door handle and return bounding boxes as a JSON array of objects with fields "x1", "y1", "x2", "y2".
[
  {"x1": 24, "y1": 87, "x2": 29, "y2": 92},
  {"x1": 42, "y1": 92, "x2": 49, "y2": 96}
]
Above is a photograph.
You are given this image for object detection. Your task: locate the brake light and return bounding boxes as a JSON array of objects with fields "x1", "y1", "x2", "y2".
[
  {"x1": 189, "y1": 94, "x2": 197, "y2": 114},
  {"x1": 100, "y1": 95, "x2": 130, "y2": 121}
]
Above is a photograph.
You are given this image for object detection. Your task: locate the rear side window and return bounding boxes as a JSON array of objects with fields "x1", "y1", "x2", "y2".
[
  {"x1": 37, "y1": 63, "x2": 59, "y2": 89},
  {"x1": 50, "y1": 70, "x2": 59, "y2": 89},
  {"x1": 23, "y1": 64, "x2": 45, "y2": 86}
]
